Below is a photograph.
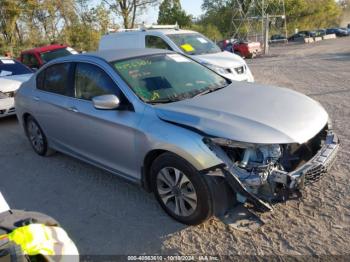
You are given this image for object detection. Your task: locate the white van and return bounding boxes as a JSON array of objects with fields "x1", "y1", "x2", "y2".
[{"x1": 99, "y1": 25, "x2": 254, "y2": 82}]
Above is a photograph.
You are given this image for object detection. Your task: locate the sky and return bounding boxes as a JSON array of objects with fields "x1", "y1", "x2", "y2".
[
  {"x1": 122, "y1": 0, "x2": 204, "y2": 25},
  {"x1": 180, "y1": 0, "x2": 203, "y2": 18}
]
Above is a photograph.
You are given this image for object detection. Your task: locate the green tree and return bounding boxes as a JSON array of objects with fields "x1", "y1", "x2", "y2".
[
  {"x1": 61, "y1": 1, "x2": 112, "y2": 51},
  {"x1": 103, "y1": 0, "x2": 159, "y2": 29},
  {"x1": 189, "y1": 24, "x2": 223, "y2": 41},
  {"x1": 0, "y1": 0, "x2": 26, "y2": 53},
  {"x1": 0, "y1": 0, "x2": 116, "y2": 56},
  {"x1": 283, "y1": 0, "x2": 342, "y2": 32},
  {"x1": 200, "y1": 0, "x2": 233, "y2": 38},
  {"x1": 200, "y1": 0, "x2": 343, "y2": 38},
  {"x1": 157, "y1": 0, "x2": 192, "y2": 27}
]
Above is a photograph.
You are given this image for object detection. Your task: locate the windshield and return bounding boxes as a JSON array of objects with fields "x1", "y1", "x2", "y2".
[
  {"x1": 167, "y1": 33, "x2": 222, "y2": 55},
  {"x1": 40, "y1": 47, "x2": 78, "y2": 63},
  {"x1": 112, "y1": 53, "x2": 228, "y2": 103},
  {"x1": 0, "y1": 59, "x2": 32, "y2": 77}
]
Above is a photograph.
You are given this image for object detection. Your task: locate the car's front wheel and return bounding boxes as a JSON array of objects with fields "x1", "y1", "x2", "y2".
[{"x1": 151, "y1": 153, "x2": 227, "y2": 225}]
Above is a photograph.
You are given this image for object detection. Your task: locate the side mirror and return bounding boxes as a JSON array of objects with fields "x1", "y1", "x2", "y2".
[{"x1": 92, "y1": 94, "x2": 120, "y2": 110}]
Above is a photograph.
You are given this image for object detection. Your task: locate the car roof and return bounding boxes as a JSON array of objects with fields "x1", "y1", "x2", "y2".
[
  {"x1": 86, "y1": 48, "x2": 173, "y2": 62},
  {"x1": 21, "y1": 44, "x2": 68, "y2": 54},
  {"x1": 147, "y1": 29, "x2": 197, "y2": 35},
  {"x1": 0, "y1": 56, "x2": 16, "y2": 60},
  {"x1": 40, "y1": 49, "x2": 176, "y2": 68},
  {"x1": 108, "y1": 28, "x2": 197, "y2": 36},
  {"x1": 0, "y1": 57, "x2": 19, "y2": 63}
]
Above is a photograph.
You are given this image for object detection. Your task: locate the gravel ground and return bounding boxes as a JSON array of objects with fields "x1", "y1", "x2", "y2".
[{"x1": 0, "y1": 37, "x2": 349, "y2": 257}]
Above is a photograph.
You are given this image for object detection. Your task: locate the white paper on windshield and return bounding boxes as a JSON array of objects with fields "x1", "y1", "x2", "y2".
[
  {"x1": 0, "y1": 70, "x2": 12, "y2": 77},
  {"x1": 67, "y1": 47, "x2": 78, "y2": 54},
  {"x1": 0, "y1": 192, "x2": 10, "y2": 213},
  {"x1": 1, "y1": 59, "x2": 15, "y2": 64},
  {"x1": 197, "y1": 37, "x2": 208, "y2": 43},
  {"x1": 167, "y1": 54, "x2": 190, "y2": 63}
]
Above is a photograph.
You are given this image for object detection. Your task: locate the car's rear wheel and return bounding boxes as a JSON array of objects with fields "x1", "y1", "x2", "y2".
[
  {"x1": 25, "y1": 116, "x2": 54, "y2": 156},
  {"x1": 150, "y1": 153, "x2": 234, "y2": 225}
]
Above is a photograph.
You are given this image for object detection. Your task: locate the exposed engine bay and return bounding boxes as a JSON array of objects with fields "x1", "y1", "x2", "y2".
[{"x1": 204, "y1": 124, "x2": 339, "y2": 206}]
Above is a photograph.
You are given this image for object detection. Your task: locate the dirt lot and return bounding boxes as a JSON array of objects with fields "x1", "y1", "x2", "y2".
[{"x1": 0, "y1": 38, "x2": 349, "y2": 257}]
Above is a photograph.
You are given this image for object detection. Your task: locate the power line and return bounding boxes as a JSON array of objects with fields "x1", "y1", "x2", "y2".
[{"x1": 230, "y1": 0, "x2": 288, "y2": 44}]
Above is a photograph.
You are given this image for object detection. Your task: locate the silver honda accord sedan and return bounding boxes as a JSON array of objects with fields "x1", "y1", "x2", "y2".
[{"x1": 15, "y1": 49, "x2": 339, "y2": 225}]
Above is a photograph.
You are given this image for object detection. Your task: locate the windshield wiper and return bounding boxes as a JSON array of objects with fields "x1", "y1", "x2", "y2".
[
  {"x1": 148, "y1": 97, "x2": 182, "y2": 104},
  {"x1": 192, "y1": 84, "x2": 228, "y2": 98}
]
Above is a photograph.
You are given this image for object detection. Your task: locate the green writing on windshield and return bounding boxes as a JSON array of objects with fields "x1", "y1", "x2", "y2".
[{"x1": 115, "y1": 59, "x2": 152, "y2": 71}]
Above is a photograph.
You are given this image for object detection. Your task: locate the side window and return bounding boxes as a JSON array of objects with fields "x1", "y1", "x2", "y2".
[
  {"x1": 74, "y1": 63, "x2": 118, "y2": 100},
  {"x1": 37, "y1": 63, "x2": 71, "y2": 95},
  {"x1": 22, "y1": 54, "x2": 39, "y2": 68},
  {"x1": 145, "y1": 35, "x2": 172, "y2": 50}
]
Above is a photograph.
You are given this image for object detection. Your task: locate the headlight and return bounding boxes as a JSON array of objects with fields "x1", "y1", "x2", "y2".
[
  {"x1": 204, "y1": 137, "x2": 255, "y2": 149},
  {"x1": 202, "y1": 63, "x2": 229, "y2": 75},
  {"x1": 205, "y1": 137, "x2": 282, "y2": 167}
]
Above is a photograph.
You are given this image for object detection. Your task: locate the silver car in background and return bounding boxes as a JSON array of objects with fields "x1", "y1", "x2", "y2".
[{"x1": 15, "y1": 49, "x2": 339, "y2": 225}]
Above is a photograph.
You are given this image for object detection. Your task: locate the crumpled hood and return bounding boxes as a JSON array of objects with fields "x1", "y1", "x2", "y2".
[
  {"x1": 193, "y1": 51, "x2": 245, "y2": 69},
  {"x1": 0, "y1": 74, "x2": 32, "y2": 92},
  {"x1": 155, "y1": 82, "x2": 329, "y2": 144}
]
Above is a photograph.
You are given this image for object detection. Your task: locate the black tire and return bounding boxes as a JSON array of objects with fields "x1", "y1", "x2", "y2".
[
  {"x1": 150, "y1": 153, "x2": 229, "y2": 225},
  {"x1": 25, "y1": 116, "x2": 55, "y2": 156}
]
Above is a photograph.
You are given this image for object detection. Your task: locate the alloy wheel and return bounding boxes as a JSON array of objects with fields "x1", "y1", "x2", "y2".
[
  {"x1": 156, "y1": 167, "x2": 198, "y2": 217},
  {"x1": 27, "y1": 119, "x2": 44, "y2": 153}
]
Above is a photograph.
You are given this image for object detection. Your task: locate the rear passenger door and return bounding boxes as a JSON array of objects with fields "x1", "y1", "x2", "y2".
[
  {"x1": 64, "y1": 62, "x2": 142, "y2": 178},
  {"x1": 33, "y1": 62, "x2": 75, "y2": 149}
]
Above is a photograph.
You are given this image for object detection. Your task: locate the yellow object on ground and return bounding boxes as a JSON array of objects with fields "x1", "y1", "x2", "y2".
[
  {"x1": 8, "y1": 224, "x2": 79, "y2": 261},
  {"x1": 180, "y1": 44, "x2": 195, "y2": 52}
]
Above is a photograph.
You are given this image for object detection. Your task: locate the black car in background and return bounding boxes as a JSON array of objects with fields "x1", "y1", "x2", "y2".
[
  {"x1": 326, "y1": 28, "x2": 349, "y2": 37},
  {"x1": 288, "y1": 31, "x2": 316, "y2": 41},
  {"x1": 270, "y1": 34, "x2": 287, "y2": 43},
  {"x1": 315, "y1": 29, "x2": 326, "y2": 37},
  {"x1": 340, "y1": 27, "x2": 350, "y2": 34}
]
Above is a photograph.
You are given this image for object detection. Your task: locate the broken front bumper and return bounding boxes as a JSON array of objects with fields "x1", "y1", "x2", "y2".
[
  {"x1": 287, "y1": 130, "x2": 339, "y2": 189},
  {"x1": 216, "y1": 130, "x2": 340, "y2": 212}
]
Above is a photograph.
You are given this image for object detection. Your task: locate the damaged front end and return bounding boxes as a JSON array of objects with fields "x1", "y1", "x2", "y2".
[{"x1": 203, "y1": 124, "x2": 340, "y2": 211}]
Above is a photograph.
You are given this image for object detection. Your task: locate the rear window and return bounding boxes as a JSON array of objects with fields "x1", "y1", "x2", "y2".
[{"x1": 0, "y1": 59, "x2": 32, "y2": 77}]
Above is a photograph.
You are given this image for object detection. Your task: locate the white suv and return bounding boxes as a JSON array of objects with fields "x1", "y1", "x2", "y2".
[{"x1": 99, "y1": 25, "x2": 254, "y2": 82}]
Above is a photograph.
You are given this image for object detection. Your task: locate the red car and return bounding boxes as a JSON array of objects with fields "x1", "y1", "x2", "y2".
[
  {"x1": 218, "y1": 39, "x2": 262, "y2": 58},
  {"x1": 18, "y1": 44, "x2": 78, "y2": 69}
]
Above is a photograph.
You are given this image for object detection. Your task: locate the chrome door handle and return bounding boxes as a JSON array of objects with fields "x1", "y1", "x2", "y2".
[
  {"x1": 67, "y1": 107, "x2": 79, "y2": 113},
  {"x1": 33, "y1": 96, "x2": 40, "y2": 101}
]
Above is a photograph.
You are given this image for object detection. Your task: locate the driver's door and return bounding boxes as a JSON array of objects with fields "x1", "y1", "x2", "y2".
[{"x1": 64, "y1": 62, "x2": 142, "y2": 179}]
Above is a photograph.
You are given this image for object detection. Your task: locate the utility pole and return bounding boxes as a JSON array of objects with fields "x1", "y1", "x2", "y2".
[{"x1": 264, "y1": 14, "x2": 269, "y2": 55}]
